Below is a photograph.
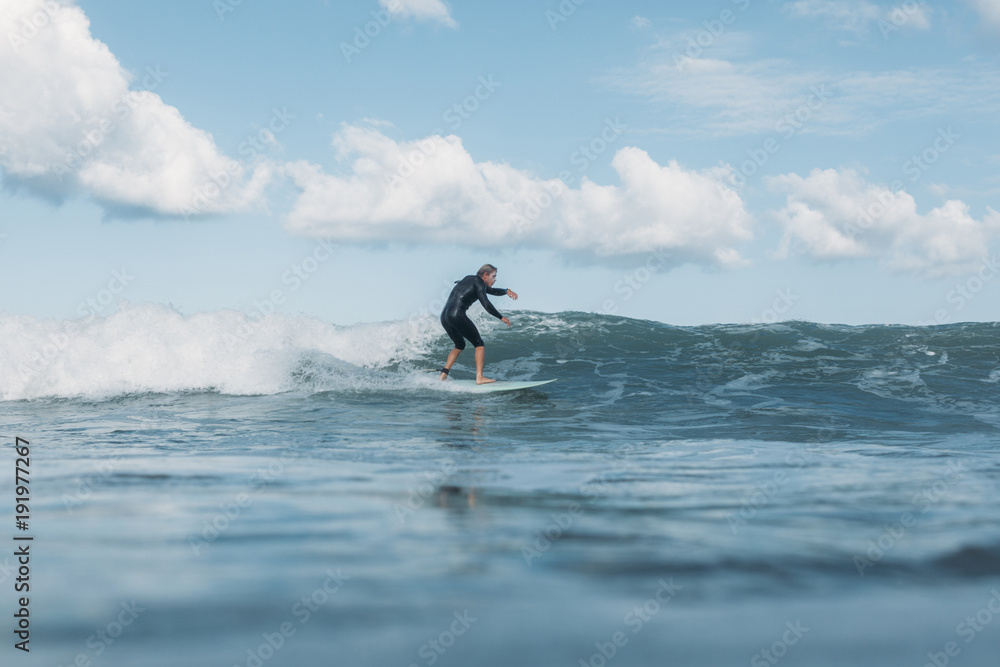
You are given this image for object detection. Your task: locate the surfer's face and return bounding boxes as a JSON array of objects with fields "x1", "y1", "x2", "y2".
[{"x1": 483, "y1": 271, "x2": 497, "y2": 287}]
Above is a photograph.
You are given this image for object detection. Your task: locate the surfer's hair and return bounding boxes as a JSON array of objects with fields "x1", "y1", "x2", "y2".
[{"x1": 477, "y1": 263, "x2": 498, "y2": 278}]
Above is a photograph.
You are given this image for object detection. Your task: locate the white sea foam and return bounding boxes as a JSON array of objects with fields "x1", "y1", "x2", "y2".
[
  {"x1": 0, "y1": 303, "x2": 444, "y2": 400},
  {"x1": 794, "y1": 338, "x2": 826, "y2": 352}
]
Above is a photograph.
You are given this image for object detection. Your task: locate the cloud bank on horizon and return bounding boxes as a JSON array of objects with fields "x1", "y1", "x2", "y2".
[{"x1": 1, "y1": 0, "x2": 997, "y2": 279}]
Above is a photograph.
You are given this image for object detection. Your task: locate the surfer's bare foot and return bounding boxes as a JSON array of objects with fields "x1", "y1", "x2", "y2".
[
  {"x1": 439, "y1": 373, "x2": 449, "y2": 381},
  {"x1": 476, "y1": 376, "x2": 496, "y2": 385}
]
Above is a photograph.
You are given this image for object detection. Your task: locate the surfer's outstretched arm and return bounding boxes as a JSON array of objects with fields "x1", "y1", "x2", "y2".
[
  {"x1": 488, "y1": 286, "x2": 518, "y2": 300},
  {"x1": 475, "y1": 280, "x2": 505, "y2": 320}
]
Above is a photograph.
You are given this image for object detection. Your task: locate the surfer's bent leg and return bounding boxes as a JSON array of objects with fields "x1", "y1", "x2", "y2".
[
  {"x1": 440, "y1": 313, "x2": 468, "y2": 380},
  {"x1": 440, "y1": 348, "x2": 462, "y2": 380},
  {"x1": 454, "y1": 314, "x2": 484, "y2": 349},
  {"x1": 441, "y1": 315, "x2": 467, "y2": 350},
  {"x1": 450, "y1": 314, "x2": 493, "y2": 383}
]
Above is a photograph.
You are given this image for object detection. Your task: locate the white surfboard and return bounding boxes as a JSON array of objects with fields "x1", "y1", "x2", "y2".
[{"x1": 445, "y1": 379, "x2": 556, "y2": 393}]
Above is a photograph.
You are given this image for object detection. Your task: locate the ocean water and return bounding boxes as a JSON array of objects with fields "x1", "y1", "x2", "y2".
[{"x1": 2, "y1": 304, "x2": 999, "y2": 666}]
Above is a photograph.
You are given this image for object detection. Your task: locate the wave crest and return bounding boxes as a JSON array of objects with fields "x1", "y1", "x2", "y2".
[{"x1": 0, "y1": 303, "x2": 442, "y2": 400}]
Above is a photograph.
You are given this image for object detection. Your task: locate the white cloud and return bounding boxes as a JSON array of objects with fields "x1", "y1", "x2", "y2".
[
  {"x1": 0, "y1": 0, "x2": 270, "y2": 217},
  {"x1": 631, "y1": 15, "x2": 652, "y2": 30},
  {"x1": 926, "y1": 183, "x2": 950, "y2": 198},
  {"x1": 769, "y1": 168, "x2": 1000, "y2": 276},
  {"x1": 607, "y1": 57, "x2": 823, "y2": 136},
  {"x1": 783, "y1": 0, "x2": 883, "y2": 33},
  {"x1": 899, "y1": 3, "x2": 932, "y2": 29},
  {"x1": 380, "y1": 0, "x2": 457, "y2": 28},
  {"x1": 783, "y1": 0, "x2": 932, "y2": 34},
  {"x1": 604, "y1": 56, "x2": 998, "y2": 138},
  {"x1": 965, "y1": 0, "x2": 1000, "y2": 30},
  {"x1": 281, "y1": 124, "x2": 753, "y2": 266}
]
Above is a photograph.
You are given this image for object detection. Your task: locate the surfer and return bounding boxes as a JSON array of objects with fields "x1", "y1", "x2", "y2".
[{"x1": 439, "y1": 264, "x2": 518, "y2": 384}]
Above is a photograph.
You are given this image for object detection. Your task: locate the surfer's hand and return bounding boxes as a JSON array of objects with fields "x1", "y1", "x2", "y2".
[
  {"x1": 506, "y1": 289, "x2": 518, "y2": 300},
  {"x1": 501, "y1": 317, "x2": 511, "y2": 327}
]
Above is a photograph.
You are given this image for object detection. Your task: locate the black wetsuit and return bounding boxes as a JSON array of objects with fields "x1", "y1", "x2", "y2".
[{"x1": 440, "y1": 275, "x2": 507, "y2": 349}]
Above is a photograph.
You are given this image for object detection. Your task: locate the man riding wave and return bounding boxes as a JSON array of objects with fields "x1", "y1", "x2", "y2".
[{"x1": 438, "y1": 264, "x2": 518, "y2": 384}]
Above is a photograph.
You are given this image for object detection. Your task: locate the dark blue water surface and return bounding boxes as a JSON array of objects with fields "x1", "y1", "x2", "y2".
[{"x1": 2, "y1": 311, "x2": 999, "y2": 666}]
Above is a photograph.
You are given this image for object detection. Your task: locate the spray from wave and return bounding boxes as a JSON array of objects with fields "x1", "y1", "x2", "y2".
[{"x1": 0, "y1": 303, "x2": 446, "y2": 400}]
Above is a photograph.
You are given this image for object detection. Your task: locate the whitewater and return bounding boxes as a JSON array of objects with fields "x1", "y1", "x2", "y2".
[{"x1": 1, "y1": 304, "x2": 998, "y2": 666}]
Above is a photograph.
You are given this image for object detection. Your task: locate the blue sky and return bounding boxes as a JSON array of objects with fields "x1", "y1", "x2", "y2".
[{"x1": 1, "y1": 0, "x2": 999, "y2": 326}]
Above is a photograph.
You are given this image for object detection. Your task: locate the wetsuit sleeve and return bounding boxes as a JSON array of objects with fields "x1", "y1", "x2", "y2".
[
  {"x1": 486, "y1": 287, "x2": 507, "y2": 296},
  {"x1": 476, "y1": 281, "x2": 504, "y2": 319}
]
